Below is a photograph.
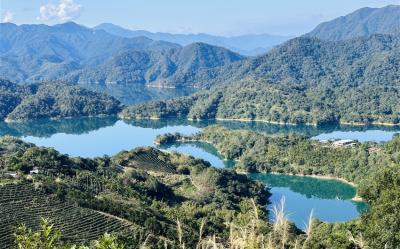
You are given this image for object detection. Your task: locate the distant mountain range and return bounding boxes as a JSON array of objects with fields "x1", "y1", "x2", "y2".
[
  {"x1": 0, "y1": 22, "x2": 179, "y2": 83},
  {"x1": 0, "y1": 22, "x2": 246, "y2": 86},
  {"x1": 93, "y1": 23, "x2": 292, "y2": 56},
  {"x1": 0, "y1": 5, "x2": 399, "y2": 91},
  {"x1": 306, "y1": 5, "x2": 400, "y2": 41}
]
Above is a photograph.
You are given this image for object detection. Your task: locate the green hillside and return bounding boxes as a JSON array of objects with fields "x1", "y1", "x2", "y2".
[
  {"x1": 0, "y1": 183, "x2": 135, "y2": 248},
  {"x1": 64, "y1": 42, "x2": 244, "y2": 88},
  {"x1": 0, "y1": 79, "x2": 122, "y2": 122},
  {"x1": 0, "y1": 136, "x2": 268, "y2": 248}
]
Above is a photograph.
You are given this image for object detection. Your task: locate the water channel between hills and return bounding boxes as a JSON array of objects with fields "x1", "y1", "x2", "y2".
[{"x1": 1, "y1": 116, "x2": 395, "y2": 229}]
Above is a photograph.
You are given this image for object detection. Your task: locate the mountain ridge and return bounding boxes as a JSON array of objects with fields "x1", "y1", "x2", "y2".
[
  {"x1": 306, "y1": 5, "x2": 400, "y2": 40},
  {"x1": 0, "y1": 22, "x2": 180, "y2": 84},
  {"x1": 94, "y1": 22, "x2": 292, "y2": 56}
]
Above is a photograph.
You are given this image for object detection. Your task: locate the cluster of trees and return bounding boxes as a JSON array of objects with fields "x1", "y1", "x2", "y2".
[
  {"x1": 163, "y1": 126, "x2": 377, "y2": 183},
  {"x1": 0, "y1": 79, "x2": 122, "y2": 122},
  {"x1": 119, "y1": 95, "x2": 198, "y2": 119},
  {"x1": 0, "y1": 79, "x2": 36, "y2": 120}
]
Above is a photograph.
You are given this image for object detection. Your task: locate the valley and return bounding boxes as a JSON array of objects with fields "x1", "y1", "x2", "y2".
[{"x1": 0, "y1": 3, "x2": 399, "y2": 249}]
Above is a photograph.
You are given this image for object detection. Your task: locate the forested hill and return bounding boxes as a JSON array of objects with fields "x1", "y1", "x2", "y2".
[
  {"x1": 63, "y1": 42, "x2": 245, "y2": 88},
  {"x1": 0, "y1": 79, "x2": 122, "y2": 122},
  {"x1": 0, "y1": 22, "x2": 179, "y2": 83},
  {"x1": 305, "y1": 5, "x2": 400, "y2": 41},
  {"x1": 120, "y1": 33, "x2": 400, "y2": 125},
  {"x1": 220, "y1": 33, "x2": 400, "y2": 88}
]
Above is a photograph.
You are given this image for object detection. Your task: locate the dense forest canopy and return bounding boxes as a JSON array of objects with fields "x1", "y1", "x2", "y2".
[
  {"x1": 67, "y1": 32, "x2": 400, "y2": 89},
  {"x1": 120, "y1": 77, "x2": 400, "y2": 125},
  {"x1": 0, "y1": 79, "x2": 122, "y2": 122},
  {"x1": 63, "y1": 42, "x2": 244, "y2": 88}
]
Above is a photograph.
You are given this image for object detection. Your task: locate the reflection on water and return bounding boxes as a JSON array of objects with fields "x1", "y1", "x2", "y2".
[
  {"x1": 249, "y1": 173, "x2": 357, "y2": 200},
  {"x1": 0, "y1": 116, "x2": 398, "y2": 143},
  {"x1": 313, "y1": 130, "x2": 399, "y2": 142},
  {"x1": 0, "y1": 116, "x2": 119, "y2": 138},
  {"x1": 124, "y1": 119, "x2": 400, "y2": 141},
  {"x1": 20, "y1": 120, "x2": 199, "y2": 158},
  {"x1": 159, "y1": 141, "x2": 236, "y2": 168},
  {"x1": 249, "y1": 173, "x2": 368, "y2": 229}
]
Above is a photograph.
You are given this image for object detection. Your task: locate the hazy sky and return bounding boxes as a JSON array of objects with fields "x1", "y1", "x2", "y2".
[{"x1": 1, "y1": 0, "x2": 399, "y2": 36}]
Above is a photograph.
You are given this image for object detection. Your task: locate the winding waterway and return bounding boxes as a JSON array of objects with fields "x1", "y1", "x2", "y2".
[{"x1": 1, "y1": 116, "x2": 397, "y2": 229}]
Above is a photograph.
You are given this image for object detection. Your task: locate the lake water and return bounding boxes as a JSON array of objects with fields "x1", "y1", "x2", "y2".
[
  {"x1": 248, "y1": 173, "x2": 368, "y2": 229},
  {"x1": 1, "y1": 116, "x2": 395, "y2": 229}
]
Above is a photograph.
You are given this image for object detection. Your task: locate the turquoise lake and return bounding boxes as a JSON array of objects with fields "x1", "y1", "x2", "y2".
[{"x1": 0, "y1": 116, "x2": 396, "y2": 229}]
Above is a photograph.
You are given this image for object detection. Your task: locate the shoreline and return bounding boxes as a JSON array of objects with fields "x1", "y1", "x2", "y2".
[
  {"x1": 155, "y1": 137, "x2": 240, "y2": 162},
  {"x1": 250, "y1": 171, "x2": 365, "y2": 202},
  {"x1": 123, "y1": 116, "x2": 400, "y2": 127},
  {"x1": 157, "y1": 137, "x2": 365, "y2": 202},
  {"x1": 3, "y1": 110, "x2": 400, "y2": 128},
  {"x1": 215, "y1": 117, "x2": 400, "y2": 127}
]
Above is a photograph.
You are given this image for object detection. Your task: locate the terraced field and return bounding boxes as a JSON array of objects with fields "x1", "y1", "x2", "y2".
[
  {"x1": 0, "y1": 182, "x2": 136, "y2": 248},
  {"x1": 117, "y1": 148, "x2": 177, "y2": 173}
]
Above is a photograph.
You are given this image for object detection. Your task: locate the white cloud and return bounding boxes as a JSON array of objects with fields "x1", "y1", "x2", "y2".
[
  {"x1": 37, "y1": 0, "x2": 81, "y2": 21},
  {"x1": 1, "y1": 10, "x2": 14, "y2": 23}
]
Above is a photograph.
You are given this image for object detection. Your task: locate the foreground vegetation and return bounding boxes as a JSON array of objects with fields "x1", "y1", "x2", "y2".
[
  {"x1": 13, "y1": 218, "x2": 124, "y2": 249},
  {"x1": 0, "y1": 136, "x2": 268, "y2": 248}
]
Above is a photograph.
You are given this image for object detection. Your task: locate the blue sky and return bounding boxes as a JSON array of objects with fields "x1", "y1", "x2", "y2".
[{"x1": 1, "y1": 0, "x2": 399, "y2": 36}]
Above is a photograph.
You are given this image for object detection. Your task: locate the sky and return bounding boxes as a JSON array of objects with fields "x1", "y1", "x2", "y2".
[{"x1": 1, "y1": 0, "x2": 399, "y2": 36}]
